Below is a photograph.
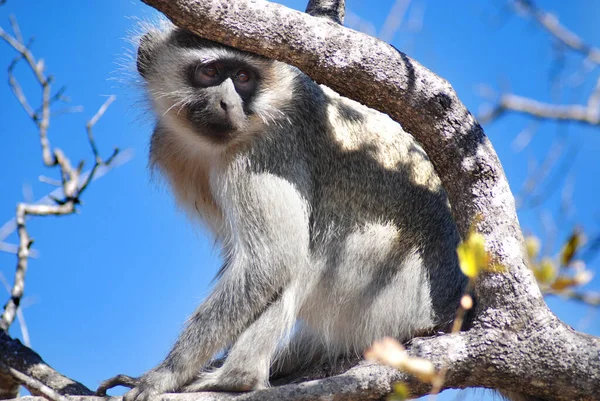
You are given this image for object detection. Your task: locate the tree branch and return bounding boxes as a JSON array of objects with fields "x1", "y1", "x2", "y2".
[
  {"x1": 0, "y1": 332, "x2": 92, "y2": 397},
  {"x1": 479, "y1": 1, "x2": 600, "y2": 125},
  {"x1": 0, "y1": 361, "x2": 67, "y2": 401},
  {"x1": 479, "y1": 93, "x2": 600, "y2": 126},
  {"x1": 513, "y1": 0, "x2": 600, "y2": 65},
  {"x1": 0, "y1": 17, "x2": 121, "y2": 399},
  {"x1": 0, "y1": 20, "x2": 120, "y2": 333}
]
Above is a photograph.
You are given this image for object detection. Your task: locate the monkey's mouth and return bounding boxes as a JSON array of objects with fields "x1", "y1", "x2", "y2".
[
  {"x1": 195, "y1": 121, "x2": 237, "y2": 143},
  {"x1": 185, "y1": 109, "x2": 239, "y2": 143}
]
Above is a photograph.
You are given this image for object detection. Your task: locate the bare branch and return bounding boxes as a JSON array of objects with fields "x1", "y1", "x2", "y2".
[
  {"x1": 0, "y1": 273, "x2": 29, "y2": 347},
  {"x1": 8, "y1": 16, "x2": 22, "y2": 44},
  {"x1": 0, "y1": 362, "x2": 67, "y2": 401},
  {"x1": 0, "y1": 20, "x2": 122, "y2": 332},
  {"x1": 486, "y1": 93, "x2": 600, "y2": 126},
  {"x1": 0, "y1": 149, "x2": 133, "y2": 246},
  {"x1": 0, "y1": 202, "x2": 74, "y2": 332},
  {"x1": 479, "y1": 2, "x2": 600, "y2": 126},
  {"x1": 80, "y1": 95, "x2": 118, "y2": 191},
  {"x1": 0, "y1": 332, "x2": 92, "y2": 396},
  {"x1": 547, "y1": 290, "x2": 600, "y2": 307},
  {"x1": 513, "y1": 0, "x2": 600, "y2": 65},
  {"x1": 0, "y1": 16, "x2": 124, "y2": 397},
  {"x1": 7, "y1": 53, "x2": 36, "y2": 120},
  {"x1": 0, "y1": 21, "x2": 53, "y2": 165}
]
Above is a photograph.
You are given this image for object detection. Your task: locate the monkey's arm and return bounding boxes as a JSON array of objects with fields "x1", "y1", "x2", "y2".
[{"x1": 124, "y1": 170, "x2": 311, "y2": 401}]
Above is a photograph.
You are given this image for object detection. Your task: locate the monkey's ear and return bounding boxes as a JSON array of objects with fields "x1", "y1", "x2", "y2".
[{"x1": 137, "y1": 32, "x2": 156, "y2": 79}]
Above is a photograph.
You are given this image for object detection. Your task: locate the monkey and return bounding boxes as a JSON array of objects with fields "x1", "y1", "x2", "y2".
[{"x1": 124, "y1": 22, "x2": 467, "y2": 401}]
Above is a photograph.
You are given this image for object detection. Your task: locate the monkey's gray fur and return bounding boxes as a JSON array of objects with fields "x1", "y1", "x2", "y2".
[{"x1": 125, "y1": 22, "x2": 468, "y2": 401}]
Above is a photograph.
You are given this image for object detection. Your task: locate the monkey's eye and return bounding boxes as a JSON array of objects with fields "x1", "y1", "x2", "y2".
[
  {"x1": 201, "y1": 63, "x2": 218, "y2": 78},
  {"x1": 190, "y1": 63, "x2": 221, "y2": 87},
  {"x1": 235, "y1": 70, "x2": 251, "y2": 83}
]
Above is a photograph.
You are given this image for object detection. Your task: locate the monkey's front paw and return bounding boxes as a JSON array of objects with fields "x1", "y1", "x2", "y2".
[{"x1": 123, "y1": 370, "x2": 180, "y2": 401}]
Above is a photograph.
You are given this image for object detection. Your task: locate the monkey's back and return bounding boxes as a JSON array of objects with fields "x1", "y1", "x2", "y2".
[{"x1": 271, "y1": 81, "x2": 466, "y2": 355}]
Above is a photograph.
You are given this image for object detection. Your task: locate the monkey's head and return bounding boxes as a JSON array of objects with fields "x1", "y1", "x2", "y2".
[{"x1": 137, "y1": 25, "x2": 298, "y2": 146}]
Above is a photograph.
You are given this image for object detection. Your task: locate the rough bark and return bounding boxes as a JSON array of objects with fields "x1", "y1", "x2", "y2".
[
  {"x1": 0, "y1": 332, "x2": 93, "y2": 397},
  {"x1": 0, "y1": 372, "x2": 19, "y2": 400},
  {"x1": 10, "y1": 0, "x2": 599, "y2": 400}
]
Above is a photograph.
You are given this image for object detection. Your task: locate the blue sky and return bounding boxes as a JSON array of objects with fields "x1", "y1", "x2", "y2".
[{"x1": 0, "y1": 1, "x2": 599, "y2": 400}]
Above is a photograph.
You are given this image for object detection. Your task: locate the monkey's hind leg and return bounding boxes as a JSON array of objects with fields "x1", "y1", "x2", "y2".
[
  {"x1": 183, "y1": 286, "x2": 299, "y2": 392},
  {"x1": 270, "y1": 325, "x2": 332, "y2": 383}
]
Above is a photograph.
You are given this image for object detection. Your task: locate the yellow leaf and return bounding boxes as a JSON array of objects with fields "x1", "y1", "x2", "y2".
[
  {"x1": 457, "y1": 232, "x2": 489, "y2": 278},
  {"x1": 457, "y1": 245, "x2": 476, "y2": 278},
  {"x1": 560, "y1": 229, "x2": 585, "y2": 267},
  {"x1": 389, "y1": 383, "x2": 410, "y2": 401},
  {"x1": 525, "y1": 236, "x2": 541, "y2": 260},
  {"x1": 533, "y1": 257, "x2": 557, "y2": 285},
  {"x1": 551, "y1": 276, "x2": 576, "y2": 291}
]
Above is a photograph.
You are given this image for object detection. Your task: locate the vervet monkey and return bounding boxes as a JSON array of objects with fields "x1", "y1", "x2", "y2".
[{"x1": 125, "y1": 23, "x2": 467, "y2": 401}]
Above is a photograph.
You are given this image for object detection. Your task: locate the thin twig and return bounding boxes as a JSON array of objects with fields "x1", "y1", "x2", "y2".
[
  {"x1": 0, "y1": 18, "x2": 120, "y2": 332},
  {"x1": 0, "y1": 273, "x2": 30, "y2": 347},
  {"x1": 86, "y1": 95, "x2": 116, "y2": 164},
  {"x1": 514, "y1": 0, "x2": 600, "y2": 64},
  {"x1": 0, "y1": 202, "x2": 73, "y2": 332},
  {"x1": 0, "y1": 23, "x2": 54, "y2": 165},
  {"x1": 545, "y1": 289, "x2": 600, "y2": 307},
  {"x1": 497, "y1": 94, "x2": 600, "y2": 126},
  {"x1": 478, "y1": 1, "x2": 600, "y2": 126},
  {"x1": 0, "y1": 149, "x2": 133, "y2": 245}
]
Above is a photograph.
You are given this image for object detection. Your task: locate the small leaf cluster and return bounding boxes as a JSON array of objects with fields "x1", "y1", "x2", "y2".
[{"x1": 526, "y1": 229, "x2": 593, "y2": 292}]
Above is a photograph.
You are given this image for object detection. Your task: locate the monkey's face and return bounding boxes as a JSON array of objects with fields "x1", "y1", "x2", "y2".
[
  {"x1": 182, "y1": 60, "x2": 259, "y2": 143},
  {"x1": 137, "y1": 27, "x2": 275, "y2": 145}
]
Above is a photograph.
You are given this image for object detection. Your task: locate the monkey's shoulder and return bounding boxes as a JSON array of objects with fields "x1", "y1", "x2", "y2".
[{"x1": 311, "y1": 84, "x2": 443, "y2": 192}]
